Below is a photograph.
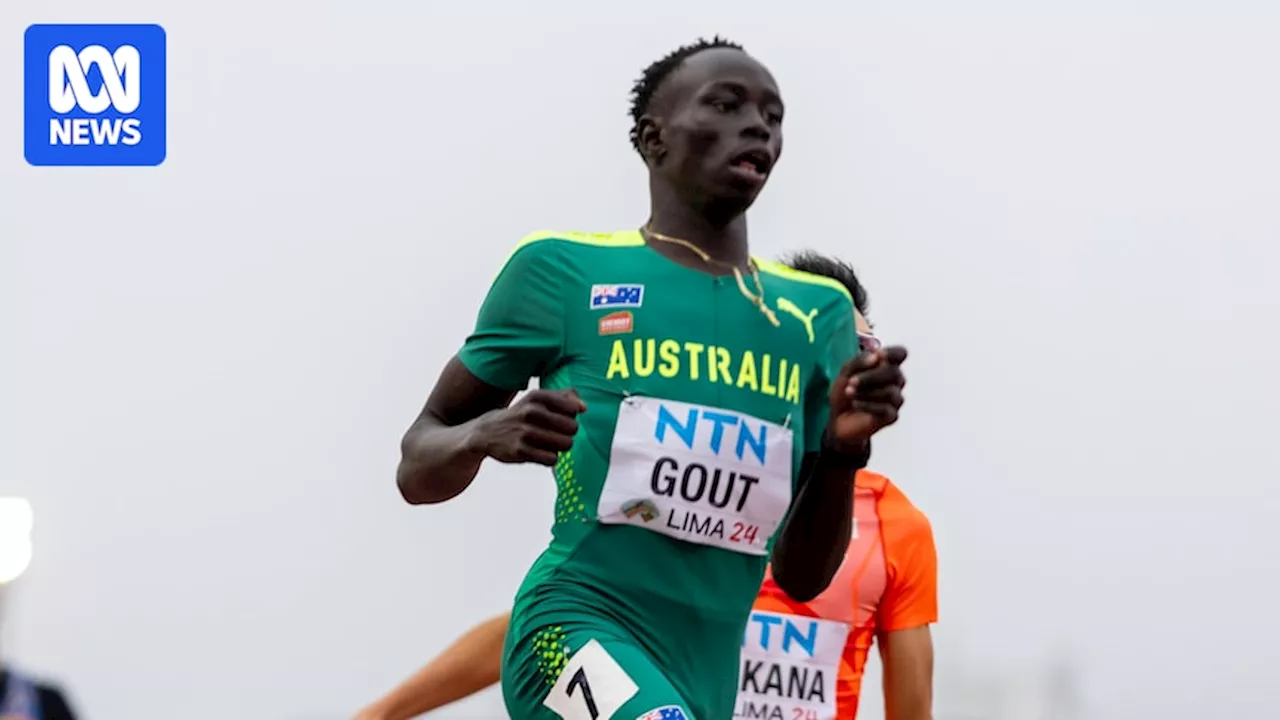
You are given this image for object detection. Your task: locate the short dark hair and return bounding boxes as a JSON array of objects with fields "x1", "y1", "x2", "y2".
[
  {"x1": 781, "y1": 250, "x2": 871, "y2": 317},
  {"x1": 628, "y1": 36, "x2": 745, "y2": 153}
]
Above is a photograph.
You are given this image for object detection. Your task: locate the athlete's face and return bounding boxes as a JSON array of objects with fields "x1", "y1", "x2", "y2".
[{"x1": 640, "y1": 48, "x2": 784, "y2": 206}]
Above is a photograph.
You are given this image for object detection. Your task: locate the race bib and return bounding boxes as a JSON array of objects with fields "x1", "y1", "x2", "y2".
[
  {"x1": 735, "y1": 610, "x2": 849, "y2": 720},
  {"x1": 597, "y1": 396, "x2": 793, "y2": 555}
]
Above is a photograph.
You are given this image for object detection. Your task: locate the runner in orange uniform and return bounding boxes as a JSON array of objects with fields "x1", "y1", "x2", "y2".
[
  {"x1": 354, "y1": 253, "x2": 936, "y2": 720},
  {"x1": 741, "y1": 470, "x2": 936, "y2": 720}
]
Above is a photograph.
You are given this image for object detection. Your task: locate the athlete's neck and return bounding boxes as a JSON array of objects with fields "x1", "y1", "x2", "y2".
[{"x1": 646, "y1": 184, "x2": 750, "y2": 269}]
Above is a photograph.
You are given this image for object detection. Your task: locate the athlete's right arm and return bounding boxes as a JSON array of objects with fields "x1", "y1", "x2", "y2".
[
  {"x1": 354, "y1": 612, "x2": 511, "y2": 720},
  {"x1": 396, "y1": 239, "x2": 584, "y2": 504}
]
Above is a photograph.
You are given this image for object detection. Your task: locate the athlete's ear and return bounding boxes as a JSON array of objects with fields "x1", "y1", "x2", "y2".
[{"x1": 636, "y1": 115, "x2": 666, "y2": 166}]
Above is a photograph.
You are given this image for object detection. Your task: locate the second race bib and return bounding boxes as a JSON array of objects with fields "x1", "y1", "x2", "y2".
[
  {"x1": 597, "y1": 396, "x2": 793, "y2": 555},
  {"x1": 736, "y1": 610, "x2": 849, "y2": 720}
]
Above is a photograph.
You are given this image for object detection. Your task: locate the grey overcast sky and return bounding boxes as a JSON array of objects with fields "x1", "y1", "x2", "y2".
[{"x1": 2, "y1": 1, "x2": 1278, "y2": 718}]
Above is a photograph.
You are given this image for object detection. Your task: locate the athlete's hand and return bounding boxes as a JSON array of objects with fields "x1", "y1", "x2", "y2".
[
  {"x1": 826, "y1": 346, "x2": 908, "y2": 452},
  {"x1": 476, "y1": 388, "x2": 586, "y2": 466}
]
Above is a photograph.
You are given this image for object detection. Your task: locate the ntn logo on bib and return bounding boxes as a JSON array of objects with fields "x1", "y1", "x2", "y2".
[
  {"x1": 736, "y1": 611, "x2": 848, "y2": 720},
  {"x1": 598, "y1": 397, "x2": 793, "y2": 555}
]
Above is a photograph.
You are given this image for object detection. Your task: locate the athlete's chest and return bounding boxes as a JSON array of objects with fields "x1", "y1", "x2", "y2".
[
  {"x1": 565, "y1": 264, "x2": 819, "y2": 424},
  {"x1": 568, "y1": 261, "x2": 822, "y2": 553}
]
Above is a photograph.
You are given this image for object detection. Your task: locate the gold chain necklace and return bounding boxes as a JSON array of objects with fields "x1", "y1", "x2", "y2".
[{"x1": 643, "y1": 225, "x2": 780, "y2": 327}]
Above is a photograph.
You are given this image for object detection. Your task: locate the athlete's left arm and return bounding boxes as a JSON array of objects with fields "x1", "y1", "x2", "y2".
[
  {"x1": 879, "y1": 626, "x2": 934, "y2": 720},
  {"x1": 773, "y1": 310, "x2": 906, "y2": 602},
  {"x1": 877, "y1": 514, "x2": 939, "y2": 720},
  {"x1": 771, "y1": 441, "x2": 866, "y2": 602}
]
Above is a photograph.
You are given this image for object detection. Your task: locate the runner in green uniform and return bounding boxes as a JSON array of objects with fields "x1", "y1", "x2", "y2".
[{"x1": 395, "y1": 37, "x2": 909, "y2": 720}]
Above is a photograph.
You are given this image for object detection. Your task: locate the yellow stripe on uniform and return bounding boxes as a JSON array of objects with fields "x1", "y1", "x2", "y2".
[
  {"x1": 494, "y1": 229, "x2": 646, "y2": 279},
  {"x1": 754, "y1": 258, "x2": 854, "y2": 305}
]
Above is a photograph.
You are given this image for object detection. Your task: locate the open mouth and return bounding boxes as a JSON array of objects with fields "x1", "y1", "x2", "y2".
[{"x1": 729, "y1": 149, "x2": 773, "y2": 179}]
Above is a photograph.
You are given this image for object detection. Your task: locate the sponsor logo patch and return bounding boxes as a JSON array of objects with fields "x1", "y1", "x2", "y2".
[{"x1": 599, "y1": 310, "x2": 634, "y2": 335}]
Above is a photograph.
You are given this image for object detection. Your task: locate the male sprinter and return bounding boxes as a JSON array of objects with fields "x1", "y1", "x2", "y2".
[
  {"x1": 363, "y1": 254, "x2": 934, "y2": 720},
  {"x1": 395, "y1": 37, "x2": 910, "y2": 719}
]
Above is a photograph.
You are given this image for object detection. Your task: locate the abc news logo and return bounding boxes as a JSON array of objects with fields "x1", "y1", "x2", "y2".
[
  {"x1": 48, "y1": 44, "x2": 143, "y2": 146},
  {"x1": 24, "y1": 24, "x2": 167, "y2": 167}
]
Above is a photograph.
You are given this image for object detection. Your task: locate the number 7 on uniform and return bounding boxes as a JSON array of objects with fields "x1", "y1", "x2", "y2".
[{"x1": 542, "y1": 639, "x2": 639, "y2": 720}]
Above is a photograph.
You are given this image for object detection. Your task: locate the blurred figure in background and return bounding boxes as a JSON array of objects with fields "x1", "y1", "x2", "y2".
[
  {"x1": 0, "y1": 660, "x2": 79, "y2": 720},
  {"x1": 0, "y1": 497, "x2": 80, "y2": 720},
  {"x1": 357, "y1": 253, "x2": 936, "y2": 720}
]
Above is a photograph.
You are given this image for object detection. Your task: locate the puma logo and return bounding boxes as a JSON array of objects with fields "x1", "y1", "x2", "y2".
[{"x1": 776, "y1": 297, "x2": 818, "y2": 343}]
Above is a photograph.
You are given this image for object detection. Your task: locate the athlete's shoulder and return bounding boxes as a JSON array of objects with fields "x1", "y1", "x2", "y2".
[
  {"x1": 875, "y1": 476, "x2": 934, "y2": 542},
  {"x1": 493, "y1": 229, "x2": 645, "y2": 280},
  {"x1": 508, "y1": 229, "x2": 645, "y2": 257},
  {"x1": 755, "y1": 258, "x2": 855, "y2": 312}
]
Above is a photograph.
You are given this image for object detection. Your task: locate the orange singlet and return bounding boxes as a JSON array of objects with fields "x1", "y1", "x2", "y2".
[{"x1": 735, "y1": 470, "x2": 938, "y2": 720}]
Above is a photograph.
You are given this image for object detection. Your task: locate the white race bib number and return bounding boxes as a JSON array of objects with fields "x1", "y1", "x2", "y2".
[
  {"x1": 542, "y1": 640, "x2": 638, "y2": 720},
  {"x1": 597, "y1": 396, "x2": 793, "y2": 555},
  {"x1": 735, "y1": 610, "x2": 850, "y2": 720}
]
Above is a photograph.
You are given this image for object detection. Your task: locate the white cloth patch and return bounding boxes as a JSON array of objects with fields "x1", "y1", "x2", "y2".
[
  {"x1": 735, "y1": 611, "x2": 850, "y2": 720},
  {"x1": 598, "y1": 396, "x2": 793, "y2": 555},
  {"x1": 543, "y1": 639, "x2": 639, "y2": 720}
]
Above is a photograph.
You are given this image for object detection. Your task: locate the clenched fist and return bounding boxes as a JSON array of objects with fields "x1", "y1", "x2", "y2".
[
  {"x1": 826, "y1": 346, "x2": 908, "y2": 453},
  {"x1": 475, "y1": 388, "x2": 586, "y2": 466}
]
